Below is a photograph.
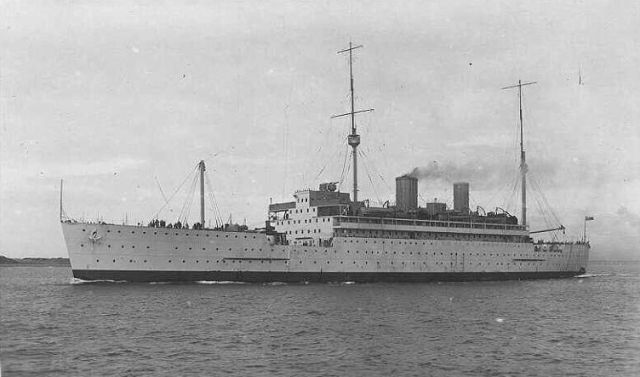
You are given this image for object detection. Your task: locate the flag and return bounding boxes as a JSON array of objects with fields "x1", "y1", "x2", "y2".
[{"x1": 585, "y1": 216, "x2": 594, "y2": 221}]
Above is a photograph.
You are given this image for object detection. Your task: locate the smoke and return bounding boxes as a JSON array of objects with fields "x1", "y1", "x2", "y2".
[
  {"x1": 405, "y1": 158, "x2": 558, "y2": 190},
  {"x1": 406, "y1": 160, "x2": 505, "y2": 186}
]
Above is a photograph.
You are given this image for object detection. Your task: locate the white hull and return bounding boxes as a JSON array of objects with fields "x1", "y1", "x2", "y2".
[{"x1": 62, "y1": 222, "x2": 590, "y2": 282}]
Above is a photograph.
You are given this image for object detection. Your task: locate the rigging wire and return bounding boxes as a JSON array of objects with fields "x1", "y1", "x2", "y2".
[
  {"x1": 153, "y1": 164, "x2": 199, "y2": 219},
  {"x1": 339, "y1": 149, "x2": 353, "y2": 193},
  {"x1": 205, "y1": 172, "x2": 224, "y2": 227},
  {"x1": 338, "y1": 144, "x2": 351, "y2": 189},
  {"x1": 311, "y1": 119, "x2": 342, "y2": 183},
  {"x1": 358, "y1": 149, "x2": 382, "y2": 205},
  {"x1": 154, "y1": 176, "x2": 172, "y2": 212},
  {"x1": 504, "y1": 173, "x2": 520, "y2": 215},
  {"x1": 529, "y1": 172, "x2": 562, "y2": 225},
  {"x1": 359, "y1": 148, "x2": 392, "y2": 193},
  {"x1": 177, "y1": 172, "x2": 199, "y2": 224}
]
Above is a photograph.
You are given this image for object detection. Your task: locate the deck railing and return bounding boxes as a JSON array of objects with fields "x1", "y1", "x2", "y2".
[{"x1": 333, "y1": 215, "x2": 527, "y2": 232}]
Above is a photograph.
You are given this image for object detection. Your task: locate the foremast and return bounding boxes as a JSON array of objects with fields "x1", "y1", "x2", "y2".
[{"x1": 332, "y1": 42, "x2": 374, "y2": 204}]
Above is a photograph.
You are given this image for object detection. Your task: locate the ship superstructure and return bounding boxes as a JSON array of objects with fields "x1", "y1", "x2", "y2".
[{"x1": 61, "y1": 43, "x2": 590, "y2": 282}]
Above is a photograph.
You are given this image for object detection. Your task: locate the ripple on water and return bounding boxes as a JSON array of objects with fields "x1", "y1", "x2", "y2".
[{"x1": 0, "y1": 263, "x2": 639, "y2": 377}]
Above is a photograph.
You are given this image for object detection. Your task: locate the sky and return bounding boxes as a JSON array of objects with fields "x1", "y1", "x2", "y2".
[{"x1": 1, "y1": 0, "x2": 639, "y2": 260}]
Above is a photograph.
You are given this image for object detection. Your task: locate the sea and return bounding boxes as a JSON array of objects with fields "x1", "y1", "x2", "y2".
[{"x1": 1, "y1": 261, "x2": 639, "y2": 377}]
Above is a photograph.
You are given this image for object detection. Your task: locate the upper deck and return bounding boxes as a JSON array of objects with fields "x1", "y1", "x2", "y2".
[
  {"x1": 269, "y1": 186, "x2": 529, "y2": 246},
  {"x1": 334, "y1": 215, "x2": 528, "y2": 236}
]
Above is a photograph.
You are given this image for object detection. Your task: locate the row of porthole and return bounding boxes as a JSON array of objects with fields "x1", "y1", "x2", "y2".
[
  {"x1": 83, "y1": 244, "x2": 276, "y2": 253},
  {"x1": 298, "y1": 249, "x2": 533, "y2": 258},
  {"x1": 99, "y1": 259, "x2": 213, "y2": 264},
  {"x1": 95, "y1": 259, "x2": 561, "y2": 269},
  {"x1": 84, "y1": 242, "x2": 548, "y2": 262},
  {"x1": 96, "y1": 259, "x2": 280, "y2": 265},
  {"x1": 82, "y1": 228, "x2": 259, "y2": 239},
  {"x1": 284, "y1": 216, "x2": 331, "y2": 224},
  {"x1": 341, "y1": 239, "x2": 525, "y2": 246},
  {"x1": 95, "y1": 258, "x2": 458, "y2": 266}
]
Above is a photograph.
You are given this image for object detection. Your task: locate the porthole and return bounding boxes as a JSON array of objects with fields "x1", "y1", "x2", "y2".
[
  {"x1": 182, "y1": 260, "x2": 186, "y2": 263},
  {"x1": 96, "y1": 259, "x2": 99, "y2": 263},
  {"x1": 80, "y1": 244, "x2": 84, "y2": 247},
  {"x1": 108, "y1": 245, "x2": 111, "y2": 248}
]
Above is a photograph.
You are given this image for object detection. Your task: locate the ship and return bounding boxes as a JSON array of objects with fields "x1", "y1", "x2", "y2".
[{"x1": 61, "y1": 43, "x2": 590, "y2": 282}]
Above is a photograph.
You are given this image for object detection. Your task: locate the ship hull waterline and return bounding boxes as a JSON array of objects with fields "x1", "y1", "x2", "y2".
[{"x1": 72, "y1": 269, "x2": 585, "y2": 283}]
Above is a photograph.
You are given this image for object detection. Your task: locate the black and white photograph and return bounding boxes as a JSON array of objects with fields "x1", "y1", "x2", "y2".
[{"x1": 1, "y1": 1, "x2": 639, "y2": 376}]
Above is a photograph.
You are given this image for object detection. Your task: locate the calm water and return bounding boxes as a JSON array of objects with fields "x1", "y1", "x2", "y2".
[{"x1": 1, "y1": 261, "x2": 639, "y2": 377}]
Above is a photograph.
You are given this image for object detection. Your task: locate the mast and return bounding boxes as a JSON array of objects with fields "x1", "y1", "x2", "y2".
[
  {"x1": 332, "y1": 42, "x2": 374, "y2": 203},
  {"x1": 199, "y1": 160, "x2": 205, "y2": 227},
  {"x1": 502, "y1": 80, "x2": 536, "y2": 227}
]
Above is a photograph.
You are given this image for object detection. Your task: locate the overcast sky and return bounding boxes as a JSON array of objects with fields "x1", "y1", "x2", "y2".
[{"x1": 1, "y1": 0, "x2": 639, "y2": 260}]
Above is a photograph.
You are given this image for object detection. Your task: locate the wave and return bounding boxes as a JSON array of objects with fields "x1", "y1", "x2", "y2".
[
  {"x1": 195, "y1": 280, "x2": 247, "y2": 285},
  {"x1": 70, "y1": 278, "x2": 127, "y2": 284},
  {"x1": 574, "y1": 273, "x2": 610, "y2": 278}
]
